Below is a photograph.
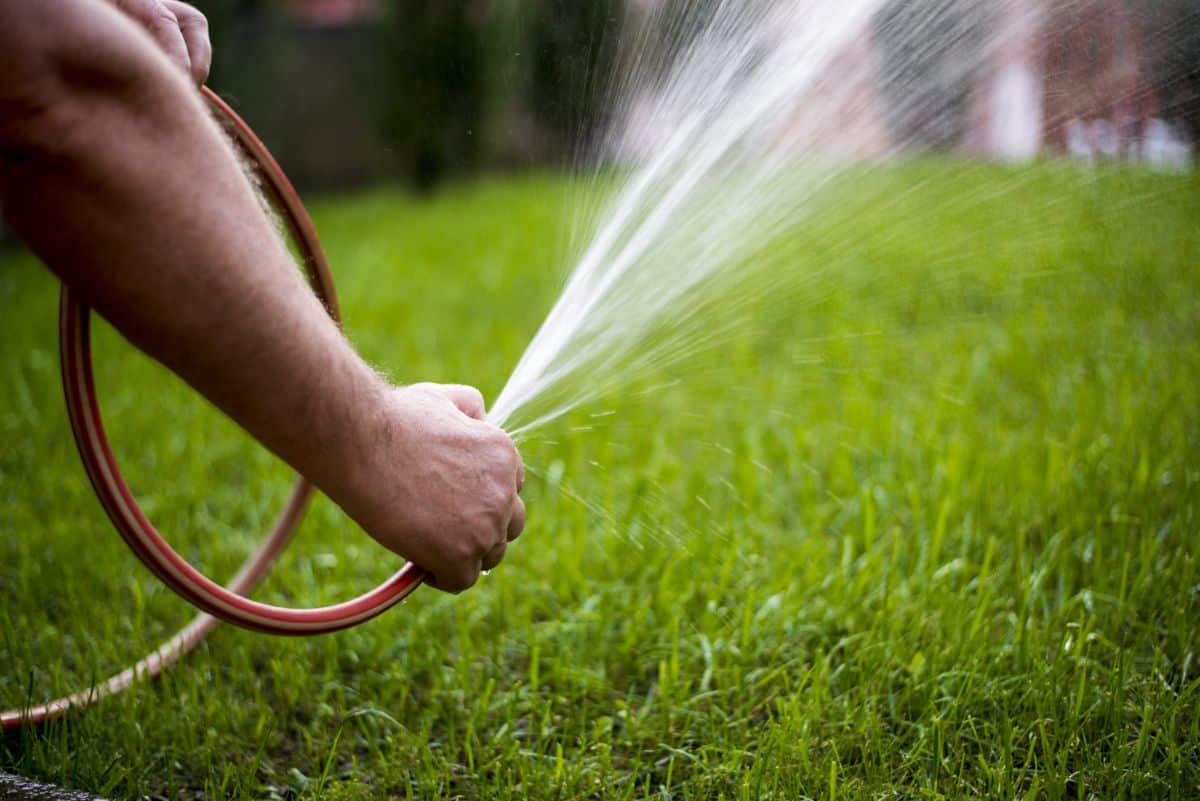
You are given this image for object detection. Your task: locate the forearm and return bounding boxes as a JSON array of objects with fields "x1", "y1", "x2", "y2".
[
  {"x1": 0, "y1": 0, "x2": 385, "y2": 506},
  {"x1": 0, "y1": 0, "x2": 527, "y2": 590}
]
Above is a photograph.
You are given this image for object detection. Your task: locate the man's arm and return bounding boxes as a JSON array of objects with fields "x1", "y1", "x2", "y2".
[{"x1": 0, "y1": 0, "x2": 523, "y2": 592}]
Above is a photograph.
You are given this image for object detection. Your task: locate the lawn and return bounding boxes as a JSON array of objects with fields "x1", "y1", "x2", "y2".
[{"x1": 1, "y1": 163, "x2": 1198, "y2": 800}]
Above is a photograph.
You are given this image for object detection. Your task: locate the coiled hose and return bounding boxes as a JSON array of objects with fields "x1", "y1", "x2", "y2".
[{"x1": 1, "y1": 88, "x2": 424, "y2": 731}]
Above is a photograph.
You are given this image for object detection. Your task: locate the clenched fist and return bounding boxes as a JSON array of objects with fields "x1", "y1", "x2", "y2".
[
  {"x1": 338, "y1": 383, "x2": 526, "y2": 593},
  {"x1": 109, "y1": 0, "x2": 211, "y2": 85}
]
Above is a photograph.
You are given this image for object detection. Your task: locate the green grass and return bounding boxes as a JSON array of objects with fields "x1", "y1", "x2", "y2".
[{"x1": 2, "y1": 162, "x2": 1198, "y2": 800}]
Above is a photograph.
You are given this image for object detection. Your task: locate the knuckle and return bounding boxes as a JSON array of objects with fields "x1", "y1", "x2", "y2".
[
  {"x1": 503, "y1": 446, "x2": 522, "y2": 478},
  {"x1": 179, "y1": 6, "x2": 209, "y2": 29},
  {"x1": 472, "y1": 535, "x2": 493, "y2": 559},
  {"x1": 150, "y1": 6, "x2": 181, "y2": 30},
  {"x1": 488, "y1": 431, "x2": 518, "y2": 463},
  {"x1": 449, "y1": 536, "x2": 480, "y2": 563},
  {"x1": 484, "y1": 481, "x2": 512, "y2": 511},
  {"x1": 484, "y1": 548, "x2": 506, "y2": 571},
  {"x1": 452, "y1": 529, "x2": 491, "y2": 562}
]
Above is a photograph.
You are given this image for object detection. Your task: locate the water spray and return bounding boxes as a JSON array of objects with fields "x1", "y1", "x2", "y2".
[
  {"x1": 7, "y1": 0, "x2": 1176, "y2": 733},
  {"x1": 0, "y1": 0, "x2": 935, "y2": 730}
]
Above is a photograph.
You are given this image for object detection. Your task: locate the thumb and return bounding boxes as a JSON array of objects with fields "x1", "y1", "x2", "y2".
[{"x1": 439, "y1": 384, "x2": 487, "y2": 421}]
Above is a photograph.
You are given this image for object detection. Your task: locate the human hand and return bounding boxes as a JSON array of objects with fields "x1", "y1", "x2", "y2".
[
  {"x1": 339, "y1": 382, "x2": 526, "y2": 594},
  {"x1": 108, "y1": 0, "x2": 210, "y2": 85}
]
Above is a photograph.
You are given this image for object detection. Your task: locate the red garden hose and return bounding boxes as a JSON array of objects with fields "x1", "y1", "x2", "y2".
[{"x1": 1, "y1": 88, "x2": 424, "y2": 731}]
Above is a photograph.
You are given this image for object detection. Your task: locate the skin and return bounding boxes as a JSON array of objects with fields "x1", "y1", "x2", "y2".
[{"x1": 0, "y1": 0, "x2": 524, "y2": 593}]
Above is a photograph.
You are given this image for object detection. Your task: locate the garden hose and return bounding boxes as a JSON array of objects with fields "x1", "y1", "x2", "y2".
[{"x1": 1, "y1": 88, "x2": 424, "y2": 731}]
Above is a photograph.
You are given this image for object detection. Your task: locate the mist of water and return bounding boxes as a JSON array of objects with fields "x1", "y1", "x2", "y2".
[{"x1": 484, "y1": 0, "x2": 1078, "y2": 436}]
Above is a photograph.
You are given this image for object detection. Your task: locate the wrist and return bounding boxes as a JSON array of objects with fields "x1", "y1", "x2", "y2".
[{"x1": 314, "y1": 367, "x2": 413, "y2": 529}]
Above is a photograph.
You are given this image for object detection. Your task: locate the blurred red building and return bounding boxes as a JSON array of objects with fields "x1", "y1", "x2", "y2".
[
  {"x1": 888, "y1": 0, "x2": 1187, "y2": 163},
  {"x1": 973, "y1": 0, "x2": 1190, "y2": 164},
  {"x1": 283, "y1": 0, "x2": 380, "y2": 26},
  {"x1": 1039, "y1": 0, "x2": 1158, "y2": 156}
]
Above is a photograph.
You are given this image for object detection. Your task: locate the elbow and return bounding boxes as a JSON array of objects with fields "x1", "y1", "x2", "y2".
[{"x1": 0, "y1": 2, "x2": 186, "y2": 171}]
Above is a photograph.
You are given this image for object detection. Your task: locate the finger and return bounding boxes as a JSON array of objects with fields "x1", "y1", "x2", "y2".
[
  {"x1": 164, "y1": 1, "x2": 211, "y2": 85},
  {"x1": 439, "y1": 384, "x2": 487, "y2": 420},
  {"x1": 507, "y1": 496, "x2": 526, "y2": 541},
  {"x1": 113, "y1": 0, "x2": 191, "y2": 76},
  {"x1": 428, "y1": 559, "x2": 481, "y2": 595},
  {"x1": 515, "y1": 450, "x2": 525, "y2": 492},
  {"x1": 481, "y1": 541, "x2": 507, "y2": 572}
]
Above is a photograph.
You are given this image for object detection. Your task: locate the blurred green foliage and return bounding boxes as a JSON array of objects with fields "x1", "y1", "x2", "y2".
[
  {"x1": 191, "y1": 0, "x2": 624, "y2": 191},
  {"x1": 378, "y1": 3, "x2": 490, "y2": 189}
]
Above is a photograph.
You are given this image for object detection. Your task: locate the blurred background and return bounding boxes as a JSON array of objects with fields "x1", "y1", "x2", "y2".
[
  {"x1": 194, "y1": 0, "x2": 625, "y2": 191},
  {"x1": 192, "y1": 0, "x2": 1197, "y2": 192},
  {"x1": 0, "y1": 0, "x2": 1197, "y2": 243}
]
